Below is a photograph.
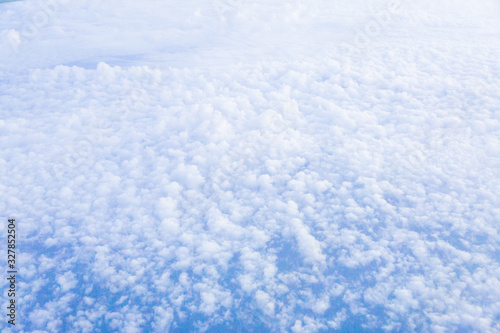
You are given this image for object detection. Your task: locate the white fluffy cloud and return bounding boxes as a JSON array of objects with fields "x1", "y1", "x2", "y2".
[{"x1": 1, "y1": 0, "x2": 499, "y2": 332}]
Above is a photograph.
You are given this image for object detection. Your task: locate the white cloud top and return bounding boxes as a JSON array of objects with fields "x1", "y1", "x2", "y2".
[{"x1": 1, "y1": 0, "x2": 499, "y2": 332}]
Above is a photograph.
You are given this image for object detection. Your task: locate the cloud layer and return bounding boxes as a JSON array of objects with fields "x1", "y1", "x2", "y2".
[{"x1": 1, "y1": 0, "x2": 499, "y2": 332}]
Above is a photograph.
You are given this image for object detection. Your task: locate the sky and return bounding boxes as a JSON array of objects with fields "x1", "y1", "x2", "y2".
[{"x1": 1, "y1": 0, "x2": 500, "y2": 332}]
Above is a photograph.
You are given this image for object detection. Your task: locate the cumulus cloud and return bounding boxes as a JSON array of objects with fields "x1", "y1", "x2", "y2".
[{"x1": 0, "y1": 0, "x2": 499, "y2": 332}]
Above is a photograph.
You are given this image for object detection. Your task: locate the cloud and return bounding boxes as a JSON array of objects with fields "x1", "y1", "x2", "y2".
[{"x1": 1, "y1": 0, "x2": 499, "y2": 331}]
